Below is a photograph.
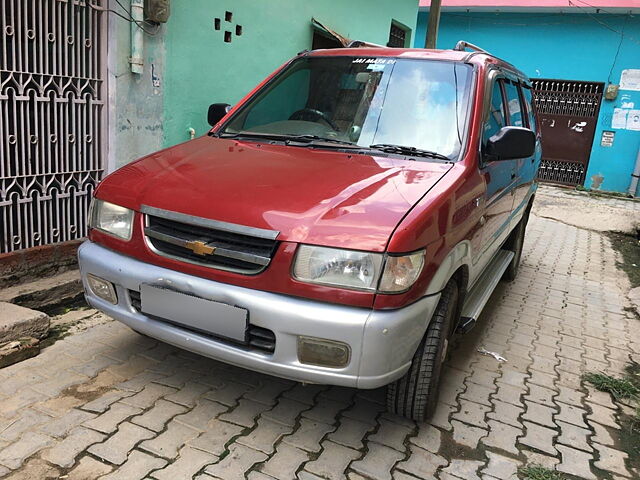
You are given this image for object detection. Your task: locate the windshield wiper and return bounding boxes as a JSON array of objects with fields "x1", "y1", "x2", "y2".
[
  {"x1": 285, "y1": 134, "x2": 357, "y2": 146},
  {"x1": 369, "y1": 143, "x2": 451, "y2": 161},
  {"x1": 218, "y1": 131, "x2": 290, "y2": 141},
  {"x1": 217, "y1": 131, "x2": 358, "y2": 148}
]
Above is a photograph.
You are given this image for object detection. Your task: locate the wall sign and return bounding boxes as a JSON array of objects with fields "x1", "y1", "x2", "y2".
[
  {"x1": 600, "y1": 130, "x2": 615, "y2": 147},
  {"x1": 620, "y1": 69, "x2": 640, "y2": 91},
  {"x1": 628, "y1": 110, "x2": 640, "y2": 131},
  {"x1": 612, "y1": 108, "x2": 628, "y2": 129}
]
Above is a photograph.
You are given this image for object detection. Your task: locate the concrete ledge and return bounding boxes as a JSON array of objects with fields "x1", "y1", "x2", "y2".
[
  {"x1": 0, "y1": 270, "x2": 83, "y2": 312},
  {"x1": 0, "y1": 239, "x2": 82, "y2": 289},
  {"x1": 0, "y1": 302, "x2": 50, "y2": 343},
  {"x1": 0, "y1": 337, "x2": 40, "y2": 368}
]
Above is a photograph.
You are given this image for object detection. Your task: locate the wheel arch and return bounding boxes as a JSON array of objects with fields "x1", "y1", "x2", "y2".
[
  {"x1": 450, "y1": 264, "x2": 469, "y2": 306},
  {"x1": 424, "y1": 240, "x2": 473, "y2": 296},
  {"x1": 422, "y1": 240, "x2": 472, "y2": 338},
  {"x1": 527, "y1": 192, "x2": 536, "y2": 208}
]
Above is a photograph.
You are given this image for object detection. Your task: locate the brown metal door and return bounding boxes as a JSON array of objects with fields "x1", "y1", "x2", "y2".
[{"x1": 531, "y1": 80, "x2": 603, "y2": 186}]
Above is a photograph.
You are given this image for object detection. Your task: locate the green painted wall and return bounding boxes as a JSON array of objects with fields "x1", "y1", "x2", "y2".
[{"x1": 162, "y1": 0, "x2": 419, "y2": 147}]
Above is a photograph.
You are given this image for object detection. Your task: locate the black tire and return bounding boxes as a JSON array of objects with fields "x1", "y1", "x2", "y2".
[
  {"x1": 502, "y1": 211, "x2": 529, "y2": 282},
  {"x1": 386, "y1": 279, "x2": 459, "y2": 422}
]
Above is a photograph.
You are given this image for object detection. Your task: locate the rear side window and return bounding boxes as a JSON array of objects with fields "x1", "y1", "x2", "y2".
[
  {"x1": 521, "y1": 86, "x2": 537, "y2": 132},
  {"x1": 483, "y1": 79, "x2": 506, "y2": 145},
  {"x1": 504, "y1": 81, "x2": 524, "y2": 127}
]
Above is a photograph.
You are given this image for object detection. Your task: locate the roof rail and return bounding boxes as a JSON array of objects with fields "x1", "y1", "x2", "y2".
[
  {"x1": 347, "y1": 40, "x2": 385, "y2": 48},
  {"x1": 453, "y1": 41, "x2": 491, "y2": 55}
]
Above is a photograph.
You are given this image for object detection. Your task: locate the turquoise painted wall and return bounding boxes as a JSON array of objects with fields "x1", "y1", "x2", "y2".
[
  {"x1": 416, "y1": 11, "x2": 640, "y2": 194},
  {"x1": 162, "y1": 0, "x2": 419, "y2": 148}
]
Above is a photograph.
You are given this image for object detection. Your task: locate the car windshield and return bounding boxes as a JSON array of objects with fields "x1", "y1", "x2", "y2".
[{"x1": 221, "y1": 56, "x2": 473, "y2": 159}]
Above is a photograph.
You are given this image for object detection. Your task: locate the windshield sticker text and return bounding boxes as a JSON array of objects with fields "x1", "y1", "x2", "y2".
[{"x1": 352, "y1": 58, "x2": 396, "y2": 65}]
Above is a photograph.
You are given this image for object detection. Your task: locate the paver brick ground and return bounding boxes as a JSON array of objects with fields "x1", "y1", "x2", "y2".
[{"x1": 0, "y1": 212, "x2": 639, "y2": 479}]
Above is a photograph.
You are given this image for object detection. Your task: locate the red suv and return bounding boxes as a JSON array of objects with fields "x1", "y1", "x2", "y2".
[{"x1": 79, "y1": 42, "x2": 540, "y2": 421}]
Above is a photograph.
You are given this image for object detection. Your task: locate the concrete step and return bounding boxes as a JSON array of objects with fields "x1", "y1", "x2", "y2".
[
  {"x1": 0, "y1": 302, "x2": 49, "y2": 368},
  {"x1": 0, "y1": 269, "x2": 84, "y2": 313},
  {"x1": 0, "y1": 240, "x2": 81, "y2": 290},
  {"x1": 0, "y1": 337, "x2": 40, "y2": 368},
  {"x1": 0, "y1": 302, "x2": 50, "y2": 344}
]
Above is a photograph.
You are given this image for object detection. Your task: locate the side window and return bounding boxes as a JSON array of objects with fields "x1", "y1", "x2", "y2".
[
  {"x1": 521, "y1": 86, "x2": 537, "y2": 132},
  {"x1": 483, "y1": 79, "x2": 506, "y2": 145},
  {"x1": 504, "y1": 81, "x2": 524, "y2": 127}
]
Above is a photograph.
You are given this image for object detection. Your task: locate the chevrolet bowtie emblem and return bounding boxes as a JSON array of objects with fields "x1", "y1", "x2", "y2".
[{"x1": 185, "y1": 240, "x2": 216, "y2": 256}]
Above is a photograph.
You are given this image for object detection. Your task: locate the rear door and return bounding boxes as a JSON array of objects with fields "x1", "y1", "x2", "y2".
[{"x1": 479, "y1": 74, "x2": 518, "y2": 258}]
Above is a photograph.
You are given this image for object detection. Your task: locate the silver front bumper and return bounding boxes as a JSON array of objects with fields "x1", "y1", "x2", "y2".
[{"x1": 78, "y1": 241, "x2": 441, "y2": 389}]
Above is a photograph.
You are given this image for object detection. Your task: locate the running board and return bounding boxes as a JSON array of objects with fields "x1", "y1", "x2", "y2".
[{"x1": 456, "y1": 250, "x2": 515, "y2": 334}]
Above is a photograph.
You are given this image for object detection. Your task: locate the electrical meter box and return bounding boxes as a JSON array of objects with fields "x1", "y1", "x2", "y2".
[
  {"x1": 144, "y1": 0, "x2": 170, "y2": 23},
  {"x1": 605, "y1": 84, "x2": 619, "y2": 101}
]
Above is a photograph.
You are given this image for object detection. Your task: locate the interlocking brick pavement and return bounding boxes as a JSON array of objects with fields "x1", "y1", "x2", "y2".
[{"x1": 0, "y1": 215, "x2": 638, "y2": 479}]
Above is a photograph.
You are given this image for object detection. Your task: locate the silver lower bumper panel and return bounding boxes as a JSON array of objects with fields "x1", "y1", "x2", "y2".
[{"x1": 78, "y1": 241, "x2": 440, "y2": 389}]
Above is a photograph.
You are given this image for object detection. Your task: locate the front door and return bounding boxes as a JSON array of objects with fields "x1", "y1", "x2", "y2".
[
  {"x1": 503, "y1": 80, "x2": 535, "y2": 212},
  {"x1": 479, "y1": 76, "x2": 517, "y2": 259}
]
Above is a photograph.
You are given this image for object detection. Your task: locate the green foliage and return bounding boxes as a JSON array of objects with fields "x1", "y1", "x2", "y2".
[
  {"x1": 583, "y1": 364, "x2": 640, "y2": 468},
  {"x1": 519, "y1": 465, "x2": 566, "y2": 480},
  {"x1": 582, "y1": 372, "x2": 640, "y2": 400},
  {"x1": 607, "y1": 231, "x2": 640, "y2": 289}
]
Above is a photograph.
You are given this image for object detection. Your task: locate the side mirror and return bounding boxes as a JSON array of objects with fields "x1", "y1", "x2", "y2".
[
  {"x1": 485, "y1": 126, "x2": 535, "y2": 160},
  {"x1": 208, "y1": 103, "x2": 231, "y2": 126}
]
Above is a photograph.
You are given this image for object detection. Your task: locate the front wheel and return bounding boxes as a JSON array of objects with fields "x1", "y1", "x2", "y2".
[{"x1": 386, "y1": 279, "x2": 459, "y2": 422}]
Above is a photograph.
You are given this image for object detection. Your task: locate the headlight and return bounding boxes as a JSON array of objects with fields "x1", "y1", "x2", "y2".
[
  {"x1": 293, "y1": 245, "x2": 424, "y2": 293},
  {"x1": 293, "y1": 245, "x2": 383, "y2": 291},
  {"x1": 89, "y1": 198, "x2": 134, "y2": 240}
]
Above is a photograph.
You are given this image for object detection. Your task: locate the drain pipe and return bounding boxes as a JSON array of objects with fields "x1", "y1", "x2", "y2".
[
  {"x1": 130, "y1": 0, "x2": 144, "y2": 74},
  {"x1": 628, "y1": 146, "x2": 640, "y2": 197}
]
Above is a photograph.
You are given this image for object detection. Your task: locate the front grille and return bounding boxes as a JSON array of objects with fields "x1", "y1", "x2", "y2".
[
  {"x1": 127, "y1": 289, "x2": 276, "y2": 354},
  {"x1": 141, "y1": 205, "x2": 279, "y2": 274},
  {"x1": 248, "y1": 325, "x2": 276, "y2": 353},
  {"x1": 129, "y1": 289, "x2": 141, "y2": 311}
]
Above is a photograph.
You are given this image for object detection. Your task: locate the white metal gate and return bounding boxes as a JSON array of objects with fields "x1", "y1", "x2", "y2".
[{"x1": 1, "y1": 0, "x2": 106, "y2": 253}]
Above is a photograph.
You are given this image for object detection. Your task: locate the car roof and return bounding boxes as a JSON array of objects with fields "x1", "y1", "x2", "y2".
[{"x1": 306, "y1": 47, "x2": 530, "y2": 82}]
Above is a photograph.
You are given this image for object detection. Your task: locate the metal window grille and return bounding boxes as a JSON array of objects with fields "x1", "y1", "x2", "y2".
[
  {"x1": 1, "y1": 0, "x2": 106, "y2": 253},
  {"x1": 388, "y1": 23, "x2": 406, "y2": 48},
  {"x1": 537, "y1": 160, "x2": 586, "y2": 186},
  {"x1": 531, "y1": 80, "x2": 602, "y2": 118}
]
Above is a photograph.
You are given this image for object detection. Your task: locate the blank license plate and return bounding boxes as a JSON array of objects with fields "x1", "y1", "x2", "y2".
[{"x1": 140, "y1": 284, "x2": 248, "y2": 342}]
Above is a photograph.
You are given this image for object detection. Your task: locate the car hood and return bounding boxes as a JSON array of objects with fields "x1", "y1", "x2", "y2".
[{"x1": 96, "y1": 136, "x2": 452, "y2": 252}]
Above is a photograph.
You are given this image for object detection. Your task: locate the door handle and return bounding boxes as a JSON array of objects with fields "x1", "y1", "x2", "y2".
[
  {"x1": 511, "y1": 172, "x2": 516, "y2": 180},
  {"x1": 479, "y1": 215, "x2": 486, "y2": 226}
]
